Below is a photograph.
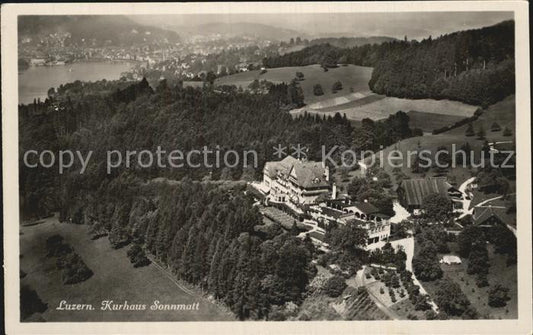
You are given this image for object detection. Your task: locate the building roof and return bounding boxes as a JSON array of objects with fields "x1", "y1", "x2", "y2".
[
  {"x1": 263, "y1": 156, "x2": 299, "y2": 178},
  {"x1": 290, "y1": 161, "x2": 329, "y2": 188},
  {"x1": 351, "y1": 201, "x2": 380, "y2": 215},
  {"x1": 398, "y1": 177, "x2": 453, "y2": 207},
  {"x1": 264, "y1": 156, "x2": 329, "y2": 189},
  {"x1": 473, "y1": 206, "x2": 504, "y2": 225}
]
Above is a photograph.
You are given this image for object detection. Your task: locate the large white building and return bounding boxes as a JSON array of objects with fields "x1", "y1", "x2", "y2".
[
  {"x1": 262, "y1": 156, "x2": 331, "y2": 205},
  {"x1": 257, "y1": 156, "x2": 391, "y2": 249}
]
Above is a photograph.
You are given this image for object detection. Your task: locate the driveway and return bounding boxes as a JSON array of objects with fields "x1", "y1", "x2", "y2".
[
  {"x1": 390, "y1": 200, "x2": 410, "y2": 224},
  {"x1": 392, "y1": 237, "x2": 439, "y2": 312},
  {"x1": 457, "y1": 177, "x2": 476, "y2": 219}
]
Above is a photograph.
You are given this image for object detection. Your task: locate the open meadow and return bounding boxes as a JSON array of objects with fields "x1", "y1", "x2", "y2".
[
  {"x1": 19, "y1": 216, "x2": 234, "y2": 322},
  {"x1": 215, "y1": 64, "x2": 373, "y2": 104},
  {"x1": 293, "y1": 95, "x2": 478, "y2": 122},
  {"x1": 444, "y1": 95, "x2": 516, "y2": 141}
]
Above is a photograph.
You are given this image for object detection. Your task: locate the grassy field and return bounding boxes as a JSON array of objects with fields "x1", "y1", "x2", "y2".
[
  {"x1": 391, "y1": 298, "x2": 427, "y2": 320},
  {"x1": 215, "y1": 64, "x2": 373, "y2": 104},
  {"x1": 444, "y1": 95, "x2": 515, "y2": 142},
  {"x1": 407, "y1": 111, "x2": 466, "y2": 133},
  {"x1": 422, "y1": 242, "x2": 517, "y2": 319},
  {"x1": 20, "y1": 216, "x2": 233, "y2": 321},
  {"x1": 314, "y1": 94, "x2": 386, "y2": 112},
  {"x1": 363, "y1": 133, "x2": 484, "y2": 185},
  {"x1": 307, "y1": 96, "x2": 478, "y2": 121}
]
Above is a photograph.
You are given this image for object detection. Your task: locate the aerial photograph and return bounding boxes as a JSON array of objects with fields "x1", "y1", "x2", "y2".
[{"x1": 17, "y1": 10, "x2": 518, "y2": 323}]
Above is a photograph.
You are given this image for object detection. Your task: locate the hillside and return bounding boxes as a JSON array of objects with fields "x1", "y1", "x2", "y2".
[
  {"x1": 173, "y1": 22, "x2": 302, "y2": 41},
  {"x1": 264, "y1": 20, "x2": 515, "y2": 107},
  {"x1": 369, "y1": 20, "x2": 514, "y2": 107},
  {"x1": 215, "y1": 64, "x2": 373, "y2": 104},
  {"x1": 361, "y1": 96, "x2": 515, "y2": 184},
  {"x1": 18, "y1": 15, "x2": 180, "y2": 46}
]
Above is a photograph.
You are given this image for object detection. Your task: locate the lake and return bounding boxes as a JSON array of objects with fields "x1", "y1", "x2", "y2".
[{"x1": 18, "y1": 61, "x2": 134, "y2": 105}]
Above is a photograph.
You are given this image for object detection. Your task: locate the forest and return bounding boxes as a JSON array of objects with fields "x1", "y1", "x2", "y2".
[{"x1": 263, "y1": 20, "x2": 514, "y2": 107}]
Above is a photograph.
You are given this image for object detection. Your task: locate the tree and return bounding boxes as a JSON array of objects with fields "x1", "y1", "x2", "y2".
[
  {"x1": 332, "y1": 81, "x2": 343, "y2": 93},
  {"x1": 421, "y1": 193, "x2": 451, "y2": 222},
  {"x1": 433, "y1": 280, "x2": 471, "y2": 316},
  {"x1": 20, "y1": 285, "x2": 47, "y2": 320},
  {"x1": 413, "y1": 241, "x2": 443, "y2": 281},
  {"x1": 490, "y1": 122, "x2": 501, "y2": 132},
  {"x1": 488, "y1": 284, "x2": 510, "y2": 307},
  {"x1": 477, "y1": 125, "x2": 486, "y2": 140},
  {"x1": 457, "y1": 225, "x2": 484, "y2": 257},
  {"x1": 502, "y1": 126, "x2": 513, "y2": 137},
  {"x1": 414, "y1": 294, "x2": 431, "y2": 311},
  {"x1": 313, "y1": 84, "x2": 324, "y2": 96},
  {"x1": 47, "y1": 87, "x2": 56, "y2": 98},
  {"x1": 329, "y1": 221, "x2": 368, "y2": 252},
  {"x1": 465, "y1": 123, "x2": 475, "y2": 137},
  {"x1": 323, "y1": 275, "x2": 347, "y2": 297},
  {"x1": 467, "y1": 240, "x2": 489, "y2": 276},
  {"x1": 288, "y1": 80, "x2": 305, "y2": 107}
]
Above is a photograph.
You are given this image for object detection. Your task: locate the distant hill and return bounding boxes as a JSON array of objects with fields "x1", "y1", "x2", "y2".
[
  {"x1": 172, "y1": 22, "x2": 302, "y2": 41},
  {"x1": 264, "y1": 20, "x2": 515, "y2": 107},
  {"x1": 18, "y1": 15, "x2": 180, "y2": 46},
  {"x1": 309, "y1": 36, "x2": 397, "y2": 48}
]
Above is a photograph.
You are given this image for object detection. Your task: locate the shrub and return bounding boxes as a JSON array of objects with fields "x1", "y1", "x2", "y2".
[
  {"x1": 323, "y1": 275, "x2": 347, "y2": 298},
  {"x1": 502, "y1": 127, "x2": 513, "y2": 137}
]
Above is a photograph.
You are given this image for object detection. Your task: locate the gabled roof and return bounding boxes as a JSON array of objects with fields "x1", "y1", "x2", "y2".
[
  {"x1": 398, "y1": 177, "x2": 453, "y2": 206},
  {"x1": 473, "y1": 206, "x2": 504, "y2": 225},
  {"x1": 351, "y1": 201, "x2": 380, "y2": 215},
  {"x1": 264, "y1": 155, "x2": 299, "y2": 178},
  {"x1": 264, "y1": 156, "x2": 329, "y2": 189},
  {"x1": 290, "y1": 161, "x2": 329, "y2": 189}
]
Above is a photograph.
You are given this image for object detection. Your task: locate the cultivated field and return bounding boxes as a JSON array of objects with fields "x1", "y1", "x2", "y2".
[
  {"x1": 20, "y1": 216, "x2": 233, "y2": 321},
  {"x1": 293, "y1": 96, "x2": 479, "y2": 122},
  {"x1": 215, "y1": 64, "x2": 373, "y2": 104}
]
